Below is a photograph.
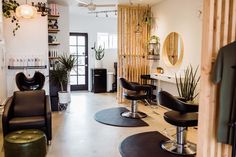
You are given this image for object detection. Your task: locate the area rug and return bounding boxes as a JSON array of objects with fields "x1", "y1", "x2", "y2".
[
  {"x1": 94, "y1": 107, "x2": 149, "y2": 127},
  {"x1": 119, "y1": 131, "x2": 185, "y2": 157}
]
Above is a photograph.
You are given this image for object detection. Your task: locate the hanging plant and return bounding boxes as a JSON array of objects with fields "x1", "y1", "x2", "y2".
[
  {"x1": 143, "y1": 9, "x2": 153, "y2": 26},
  {"x1": 2, "y1": 0, "x2": 20, "y2": 36}
]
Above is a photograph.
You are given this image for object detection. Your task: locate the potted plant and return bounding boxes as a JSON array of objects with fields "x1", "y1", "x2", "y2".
[
  {"x1": 175, "y1": 65, "x2": 200, "y2": 102},
  {"x1": 58, "y1": 54, "x2": 76, "y2": 93},
  {"x1": 50, "y1": 63, "x2": 70, "y2": 105},
  {"x1": 93, "y1": 42, "x2": 105, "y2": 68}
]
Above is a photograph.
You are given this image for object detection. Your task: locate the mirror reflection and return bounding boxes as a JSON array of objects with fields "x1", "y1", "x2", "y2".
[{"x1": 163, "y1": 32, "x2": 184, "y2": 66}]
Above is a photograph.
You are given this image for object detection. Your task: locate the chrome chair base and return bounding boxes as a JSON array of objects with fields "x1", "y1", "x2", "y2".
[
  {"x1": 121, "y1": 111, "x2": 147, "y2": 119},
  {"x1": 161, "y1": 140, "x2": 196, "y2": 156}
]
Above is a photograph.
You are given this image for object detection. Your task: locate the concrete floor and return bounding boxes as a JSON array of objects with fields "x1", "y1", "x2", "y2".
[{"x1": 0, "y1": 92, "x2": 197, "y2": 157}]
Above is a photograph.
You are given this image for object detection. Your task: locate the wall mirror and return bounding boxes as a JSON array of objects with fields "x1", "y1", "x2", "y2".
[{"x1": 162, "y1": 32, "x2": 184, "y2": 67}]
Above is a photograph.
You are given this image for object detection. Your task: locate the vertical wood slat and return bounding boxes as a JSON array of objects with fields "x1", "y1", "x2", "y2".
[
  {"x1": 117, "y1": 5, "x2": 150, "y2": 102},
  {"x1": 198, "y1": 0, "x2": 236, "y2": 157}
]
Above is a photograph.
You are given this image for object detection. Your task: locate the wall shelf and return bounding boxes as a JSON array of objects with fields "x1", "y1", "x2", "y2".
[
  {"x1": 49, "y1": 42, "x2": 60, "y2": 46},
  {"x1": 48, "y1": 57, "x2": 59, "y2": 59},
  {"x1": 48, "y1": 29, "x2": 60, "y2": 33},
  {"x1": 8, "y1": 65, "x2": 47, "y2": 70},
  {"x1": 48, "y1": 14, "x2": 60, "y2": 19},
  {"x1": 147, "y1": 54, "x2": 160, "y2": 60}
]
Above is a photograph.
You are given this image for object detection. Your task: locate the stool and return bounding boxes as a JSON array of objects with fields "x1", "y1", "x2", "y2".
[{"x1": 4, "y1": 129, "x2": 47, "y2": 157}]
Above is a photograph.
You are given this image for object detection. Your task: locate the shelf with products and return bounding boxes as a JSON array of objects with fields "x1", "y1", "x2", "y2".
[{"x1": 8, "y1": 65, "x2": 47, "y2": 70}]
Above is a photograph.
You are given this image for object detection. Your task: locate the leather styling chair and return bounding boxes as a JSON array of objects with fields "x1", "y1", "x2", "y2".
[
  {"x1": 140, "y1": 74, "x2": 157, "y2": 102},
  {"x1": 158, "y1": 91, "x2": 198, "y2": 156},
  {"x1": 120, "y1": 78, "x2": 152, "y2": 119},
  {"x1": 15, "y1": 71, "x2": 45, "y2": 91},
  {"x1": 2, "y1": 90, "x2": 52, "y2": 143}
]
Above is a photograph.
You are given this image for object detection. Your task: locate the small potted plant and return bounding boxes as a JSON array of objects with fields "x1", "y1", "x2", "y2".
[
  {"x1": 175, "y1": 65, "x2": 200, "y2": 102},
  {"x1": 93, "y1": 42, "x2": 105, "y2": 68}
]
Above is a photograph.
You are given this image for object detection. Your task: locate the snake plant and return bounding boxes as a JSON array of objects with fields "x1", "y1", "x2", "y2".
[{"x1": 175, "y1": 65, "x2": 200, "y2": 101}]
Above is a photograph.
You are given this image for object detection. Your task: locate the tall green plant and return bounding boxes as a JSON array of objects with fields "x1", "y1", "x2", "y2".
[
  {"x1": 58, "y1": 54, "x2": 76, "y2": 72},
  {"x1": 175, "y1": 65, "x2": 200, "y2": 101},
  {"x1": 50, "y1": 64, "x2": 68, "y2": 91}
]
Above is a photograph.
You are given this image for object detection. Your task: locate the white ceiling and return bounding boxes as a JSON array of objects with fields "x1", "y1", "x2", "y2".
[
  {"x1": 49, "y1": 0, "x2": 163, "y2": 6},
  {"x1": 49, "y1": 0, "x2": 163, "y2": 17}
]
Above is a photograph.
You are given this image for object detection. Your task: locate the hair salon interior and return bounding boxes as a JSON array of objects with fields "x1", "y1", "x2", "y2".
[{"x1": 0, "y1": 0, "x2": 236, "y2": 156}]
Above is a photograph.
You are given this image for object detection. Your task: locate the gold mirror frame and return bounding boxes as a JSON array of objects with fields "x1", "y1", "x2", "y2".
[{"x1": 162, "y1": 32, "x2": 184, "y2": 67}]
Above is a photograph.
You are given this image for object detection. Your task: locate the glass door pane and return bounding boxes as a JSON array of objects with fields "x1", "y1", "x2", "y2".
[{"x1": 69, "y1": 33, "x2": 88, "y2": 91}]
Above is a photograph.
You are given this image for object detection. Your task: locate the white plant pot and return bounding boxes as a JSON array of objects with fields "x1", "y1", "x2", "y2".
[
  {"x1": 58, "y1": 91, "x2": 70, "y2": 104},
  {"x1": 95, "y1": 60, "x2": 103, "y2": 68}
]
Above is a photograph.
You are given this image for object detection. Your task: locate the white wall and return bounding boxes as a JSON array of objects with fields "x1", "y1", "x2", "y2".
[
  {"x1": 151, "y1": 0, "x2": 202, "y2": 95},
  {"x1": 53, "y1": 5, "x2": 69, "y2": 55},
  {"x1": 69, "y1": 13, "x2": 117, "y2": 90},
  {"x1": 4, "y1": 0, "x2": 48, "y2": 96},
  {"x1": 0, "y1": 0, "x2": 7, "y2": 105}
]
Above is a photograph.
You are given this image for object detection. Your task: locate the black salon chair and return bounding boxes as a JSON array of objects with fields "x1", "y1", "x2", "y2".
[
  {"x1": 15, "y1": 71, "x2": 45, "y2": 91},
  {"x1": 140, "y1": 74, "x2": 157, "y2": 102},
  {"x1": 120, "y1": 78, "x2": 152, "y2": 119},
  {"x1": 158, "y1": 91, "x2": 198, "y2": 156},
  {"x1": 2, "y1": 90, "x2": 52, "y2": 143}
]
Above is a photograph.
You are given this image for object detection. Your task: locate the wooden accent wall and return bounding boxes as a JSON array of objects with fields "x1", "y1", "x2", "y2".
[
  {"x1": 117, "y1": 5, "x2": 150, "y2": 102},
  {"x1": 197, "y1": 0, "x2": 236, "y2": 156}
]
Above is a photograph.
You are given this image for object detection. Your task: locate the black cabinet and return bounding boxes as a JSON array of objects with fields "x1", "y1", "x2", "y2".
[{"x1": 91, "y1": 68, "x2": 107, "y2": 93}]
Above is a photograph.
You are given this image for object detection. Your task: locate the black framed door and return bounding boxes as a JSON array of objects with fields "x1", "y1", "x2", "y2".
[{"x1": 69, "y1": 33, "x2": 88, "y2": 90}]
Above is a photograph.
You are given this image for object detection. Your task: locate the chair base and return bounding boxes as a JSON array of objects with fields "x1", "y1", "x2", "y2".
[
  {"x1": 121, "y1": 111, "x2": 147, "y2": 119},
  {"x1": 161, "y1": 140, "x2": 196, "y2": 156}
]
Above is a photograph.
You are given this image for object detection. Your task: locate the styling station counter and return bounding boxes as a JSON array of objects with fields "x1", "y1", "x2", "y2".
[{"x1": 150, "y1": 73, "x2": 179, "y2": 97}]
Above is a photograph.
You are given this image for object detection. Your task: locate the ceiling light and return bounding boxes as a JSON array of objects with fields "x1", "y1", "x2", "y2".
[
  {"x1": 87, "y1": 3, "x2": 96, "y2": 11},
  {"x1": 16, "y1": 3, "x2": 37, "y2": 19}
]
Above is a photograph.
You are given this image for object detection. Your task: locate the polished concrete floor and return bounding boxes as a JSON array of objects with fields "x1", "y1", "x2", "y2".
[{"x1": 0, "y1": 92, "x2": 197, "y2": 157}]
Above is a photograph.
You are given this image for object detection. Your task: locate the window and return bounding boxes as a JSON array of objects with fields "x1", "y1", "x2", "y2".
[{"x1": 97, "y1": 33, "x2": 117, "y2": 49}]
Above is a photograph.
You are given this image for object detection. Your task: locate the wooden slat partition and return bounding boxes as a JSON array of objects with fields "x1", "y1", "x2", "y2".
[
  {"x1": 117, "y1": 5, "x2": 150, "y2": 102},
  {"x1": 197, "y1": 0, "x2": 236, "y2": 156}
]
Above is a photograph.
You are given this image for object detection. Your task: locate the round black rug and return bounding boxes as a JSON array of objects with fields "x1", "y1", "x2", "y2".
[
  {"x1": 94, "y1": 107, "x2": 149, "y2": 127},
  {"x1": 120, "y1": 131, "x2": 183, "y2": 157}
]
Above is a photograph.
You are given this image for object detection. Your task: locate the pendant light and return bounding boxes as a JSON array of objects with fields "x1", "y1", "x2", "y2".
[
  {"x1": 135, "y1": 5, "x2": 143, "y2": 35},
  {"x1": 16, "y1": 0, "x2": 37, "y2": 19}
]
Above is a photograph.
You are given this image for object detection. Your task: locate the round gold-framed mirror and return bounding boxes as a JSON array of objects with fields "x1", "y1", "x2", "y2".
[{"x1": 162, "y1": 32, "x2": 184, "y2": 67}]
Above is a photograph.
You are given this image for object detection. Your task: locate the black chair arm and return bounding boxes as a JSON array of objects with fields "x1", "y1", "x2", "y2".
[
  {"x1": 45, "y1": 95, "x2": 52, "y2": 141},
  {"x1": 2, "y1": 97, "x2": 13, "y2": 136}
]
